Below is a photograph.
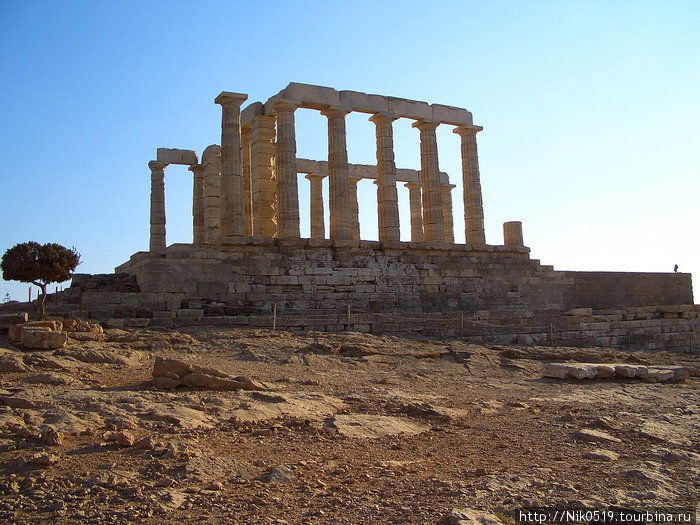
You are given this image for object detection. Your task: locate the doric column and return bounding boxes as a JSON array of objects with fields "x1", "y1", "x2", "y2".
[
  {"x1": 349, "y1": 175, "x2": 361, "y2": 240},
  {"x1": 305, "y1": 173, "x2": 326, "y2": 239},
  {"x1": 215, "y1": 91, "x2": 248, "y2": 239},
  {"x1": 189, "y1": 164, "x2": 205, "y2": 244},
  {"x1": 454, "y1": 125, "x2": 486, "y2": 244},
  {"x1": 201, "y1": 145, "x2": 222, "y2": 243},
  {"x1": 274, "y1": 100, "x2": 300, "y2": 238},
  {"x1": 149, "y1": 161, "x2": 167, "y2": 253},
  {"x1": 369, "y1": 113, "x2": 400, "y2": 242},
  {"x1": 250, "y1": 115, "x2": 277, "y2": 238},
  {"x1": 405, "y1": 181, "x2": 424, "y2": 242},
  {"x1": 441, "y1": 184, "x2": 456, "y2": 244},
  {"x1": 412, "y1": 120, "x2": 444, "y2": 242},
  {"x1": 503, "y1": 221, "x2": 524, "y2": 246},
  {"x1": 241, "y1": 126, "x2": 253, "y2": 237},
  {"x1": 321, "y1": 107, "x2": 352, "y2": 240}
]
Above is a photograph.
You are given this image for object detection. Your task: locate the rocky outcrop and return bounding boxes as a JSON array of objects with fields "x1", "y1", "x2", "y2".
[{"x1": 151, "y1": 356, "x2": 265, "y2": 391}]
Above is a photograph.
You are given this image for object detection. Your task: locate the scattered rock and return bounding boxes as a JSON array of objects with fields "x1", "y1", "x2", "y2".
[
  {"x1": 21, "y1": 329, "x2": 68, "y2": 349},
  {"x1": 584, "y1": 448, "x2": 620, "y2": 461},
  {"x1": 0, "y1": 355, "x2": 29, "y2": 372},
  {"x1": 332, "y1": 414, "x2": 429, "y2": 439},
  {"x1": 573, "y1": 428, "x2": 621, "y2": 444},
  {"x1": 29, "y1": 452, "x2": 58, "y2": 467},
  {"x1": 152, "y1": 356, "x2": 265, "y2": 391},
  {"x1": 264, "y1": 465, "x2": 297, "y2": 484},
  {"x1": 115, "y1": 431, "x2": 135, "y2": 447}
]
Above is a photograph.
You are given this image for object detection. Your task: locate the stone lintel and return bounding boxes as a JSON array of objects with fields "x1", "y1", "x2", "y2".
[
  {"x1": 411, "y1": 119, "x2": 440, "y2": 130},
  {"x1": 340, "y1": 91, "x2": 389, "y2": 114},
  {"x1": 389, "y1": 97, "x2": 432, "y2": 121},
  {"x1": 215, "y1": 91, "x2": 248, "y2": 106},
  {"x1": 156, "y1": 148, "x2": 198, "y2": 166},
  {"x1": 431, "y1": 104, "x2": 473, "y2": 126},
  {"x1": 283, "y1": 82, "x2": 341, "y2": 110},
  {"x1": 241, "y1": 102, "x2": 263, "y2": 127}
]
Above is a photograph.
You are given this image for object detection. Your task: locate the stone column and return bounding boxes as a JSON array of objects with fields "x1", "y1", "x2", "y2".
[
  {"x1": 215, "y1": 91, "x2": 248, "y2": 239},
  {"x1": 201, "y1": 145, "x2": 222, "y2": 243},
  {"x1": 412, "y1": 120, "x2": 444, "y2": 242},
  {"x1": 274, "y1": 101, "x2": 300, "y2": 238},
  {"x1": 321, "y1": 107, "x2": 352, "y2": 240},
  {"x1": 441, "y1": 183, "x2": 456, "y2": 244},
  {"x1": 369, "y1": 113, "x2": 400, "y2": 242},
  {"x1": 189, "y1": 164, "x2": 205, "y2": 244},
  {"x1": 241, "y1": 126, "x2": 253, "y2": 237},
  {"x1": 305, "y1": 173, "x2": 325, "y2": 239},
  {"x1": 503, "y1": 221, "x2": 524, "y2": 246},
  {"x1": 405, "y1": 181, "x2": 424, "y2": 242},
  {"x1": 149, "y1": 161, "x2": 167, "y2": 253},
  {"x1": 250, "y1": 115, "x2": 277, "y2": 237},
  {"x1": 454, "y1": 125, "x2": 486, "y2": 245},
  {"x1": 349, "y1": 175, "x2": 361, "y2": 240}
]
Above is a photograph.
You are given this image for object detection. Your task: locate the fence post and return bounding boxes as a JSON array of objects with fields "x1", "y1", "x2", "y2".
[
  {"x1": 346, "y1": 303, "x2": 351, "y2": 330},
  {"x1": 272, "y1": 303, "x2": 277, "y2": 331}
]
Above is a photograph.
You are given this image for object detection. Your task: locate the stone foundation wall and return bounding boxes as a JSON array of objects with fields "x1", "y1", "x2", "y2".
[{"x1": 561, "y1": 271, "x2": 693, "y2": 310}]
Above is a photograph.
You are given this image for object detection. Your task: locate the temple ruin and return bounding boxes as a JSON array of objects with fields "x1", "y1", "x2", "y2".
[{"x1": 60, "y1": 83, "x2": 697, "y2": 353}]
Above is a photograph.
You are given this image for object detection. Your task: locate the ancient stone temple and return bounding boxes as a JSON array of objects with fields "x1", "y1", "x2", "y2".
[{"x1": 62, "y1": 83, "x2": 697, "y2": 352}]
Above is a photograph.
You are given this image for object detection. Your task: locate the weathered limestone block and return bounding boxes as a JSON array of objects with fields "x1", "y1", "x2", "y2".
[
  {"x1": 388, "y1": 97, "x2": 432, "y2": 120},
  {"x1": 339, "y1": 90, "x2": 388, "y2": 114},
  {"x1": 0, "y1": 313, "x2": 28, "y2": 329},
  {"x1": 542, "y1": 363, "x2": 597, "y2": 379},
  {"x1": 281, "y1": 82, "x2": 340, "y2": 110},
  {"x1": 431, "y1": 104, "x2": 472, "y2": 126},
  {"x1": 156, "y1": 148, "x2": 198, "y2": 166},
  {"x1": 21, "y1": 328, "x2": 68, "y2": 349}
]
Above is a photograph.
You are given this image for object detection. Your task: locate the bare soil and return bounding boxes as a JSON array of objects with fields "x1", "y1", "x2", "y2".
[{"x1": 0, "y1": 326, "x2": 698, "y2": 524}]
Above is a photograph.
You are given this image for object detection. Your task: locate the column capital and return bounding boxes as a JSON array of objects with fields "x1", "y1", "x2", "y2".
[
  {"x1": 304, "y1": 173, "x2": 326, "y2": 182},
  {"x1": 320, "y1": 106, "x2": 351, "y2": 118},
  {"x1": 273, "y1": 98, "x2": 300, "y2": 113},
  {"x1": 188, "y1": 163, "x2": 205, "y2": 174},
  {"x1": 149, "y1": 161, "x2": 167, "y2": 171},
  {"x1": 369, "y1": 112, "x2": 396, "y2": 124},
  {"x1": 404, "y1": 181, "x2": 421, "y2": 190},
  {"x1": 441, "y1": 183, "x2": 457, "y2": 190},
  {"x1": 215, "y1": 91, "x2": 248, "y2": 107},
  {"x1": 412, "y1": 119, "x2": 440, "y2": 131},
  {"x1": 453, "y1": 124, "x2": 484, "y2": 137}
]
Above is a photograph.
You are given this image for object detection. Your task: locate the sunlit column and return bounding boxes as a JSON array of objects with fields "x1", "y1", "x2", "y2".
[
  {"x1": 441, "y1": 183, "x2": 456, "y2": 244},
  {"x1": 405, "y1": 181, "x2": 424, "y2": 242},
  {"x1": 349, "y1": 175, "x2": 361, "y2": 240},
  {"x1": 202, "y1": 146, "x2": 222, "y2": 243},
  {"x1": 149, "y1": 161, "x2": 167, "y2": 253},
  {"x1": 321, "y1": 107, "x2": 352, "y2": 240},
  {"x1": 369, "y1": 113, "x2": 400, "y2": 242},
  {"x1": 305, "y1": 173, "x2": 326, "y2": 239},
  {"x1": 189, "y1": 163, "x2": 206, "y2": 244},
  {"x1": 241, "y1": 126, "x2": 253, "y2": 237},
  {"x1": 275, "y1": 100, "x2": 300, "y2": 238},
  {"x1": 412, "y1": 120, "x2": 444, "y2": 242},
  {"x1": 454, "y1": 125, "x2": 486, "y2": 244},
  {"x1": 215, "y1": 91, "x2": 248, "y2": 238},
  {"x1": 250, "y1": 115, "x2": 277, "y2": 237}
]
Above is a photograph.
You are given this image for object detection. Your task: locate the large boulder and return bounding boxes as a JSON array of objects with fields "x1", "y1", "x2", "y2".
[{"x1": 21, "y1": 328, "x2": 68, "y2": 349}]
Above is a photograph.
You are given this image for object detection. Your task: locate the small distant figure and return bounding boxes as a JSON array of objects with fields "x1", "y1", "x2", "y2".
[{"x1": 674, "y1": 264, "x2": 678, "y2": 273}]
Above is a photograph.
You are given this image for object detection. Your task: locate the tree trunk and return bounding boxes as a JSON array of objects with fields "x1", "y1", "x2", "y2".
[{"x1": 37, "y1": 284, "x2": 47, "y2": 320}]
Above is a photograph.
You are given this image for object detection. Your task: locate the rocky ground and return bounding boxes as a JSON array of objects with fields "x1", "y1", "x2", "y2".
[{"x1": 0, "y1": 325, "x2": 698, "y2": 524}]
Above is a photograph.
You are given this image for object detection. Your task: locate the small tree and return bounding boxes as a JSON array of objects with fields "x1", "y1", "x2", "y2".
[{"x1": 1, "y1": 242, "x2": 80, "y2": 320}]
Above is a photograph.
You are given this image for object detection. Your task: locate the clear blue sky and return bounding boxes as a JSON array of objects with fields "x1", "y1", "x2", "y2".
[{"x1": 1, "y1": 0, "x2": 698, "y2": 302}]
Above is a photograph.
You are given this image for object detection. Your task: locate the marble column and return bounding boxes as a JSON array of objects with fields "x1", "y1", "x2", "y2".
[
  {"x1": 405, "y1": 181, "x2": 424, "y2": 242},
  {"x1": 201, "y1": 145, "x2": 222, "y2": 244},
  {"x1": 274, "y1": 101, "x2": 300, "y2": 238},
  {"x1": 349, "y1": 175, "x2": 361, "y2": 240},
  {"x1": 149, "y1": 161, "x2": 167, "y2": 253},
  {"x1": 305, "y1": 173, "x2": 325, "y2": 239},
  {"x1": 412, "y1": 120, "x2": 444, "y2": 242},
  {"x1": 189, "y1": 164, "x2": 205, "y2": 244},
  {"x1": 454, "y1": 125, "x2": 486, "y2": 245},
  {"x1": 241, "y1": 126, "x2": 253, "y2": 237},
  {"x1": 250, "y1": 115, "x2": 277, "y2": 237},
  {"x1": 321, "y1": 107, "x2": 352, "y2": 240},
  {"x1": 369, "y1": 113, "x2": 400, "y2": 242},
  {"x1": 215, "y1": 91, "x2": 248, "y2": 239},
  {"x1": 503, "y1": 221, "x2": 524, "y2": 246},
  {"x1": 441, "y1": 183, "x2": 456, "y2": 244}
]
